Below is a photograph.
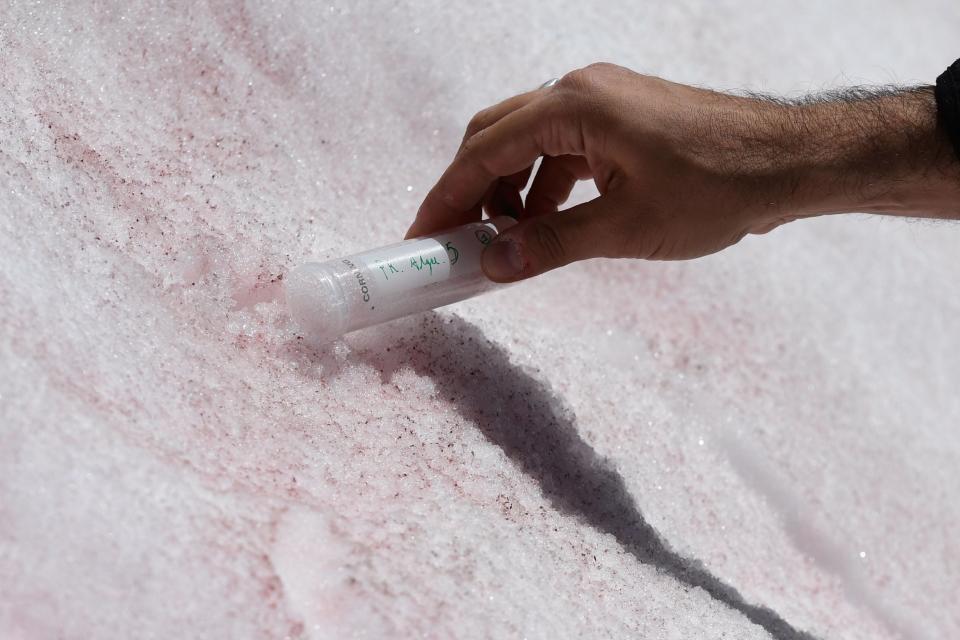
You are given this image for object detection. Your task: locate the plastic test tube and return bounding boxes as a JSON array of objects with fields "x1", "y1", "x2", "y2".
[{"x1": 285, "y1": 216, "x2": 517, "y2": 343}]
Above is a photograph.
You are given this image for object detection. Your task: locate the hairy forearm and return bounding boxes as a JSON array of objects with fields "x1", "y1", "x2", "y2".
[{"x1": 764, "y1": 88, "x2": 960, "y2": 223}]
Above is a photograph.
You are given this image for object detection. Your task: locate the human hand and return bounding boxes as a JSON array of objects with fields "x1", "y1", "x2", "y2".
[{"x1": 405, "y1": 63, "x2": 960, "y2": 282}]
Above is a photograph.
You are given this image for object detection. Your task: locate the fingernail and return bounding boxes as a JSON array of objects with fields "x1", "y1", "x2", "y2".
[{"x1": 482, "y1": 237, "x2": 524, "y2": 280}]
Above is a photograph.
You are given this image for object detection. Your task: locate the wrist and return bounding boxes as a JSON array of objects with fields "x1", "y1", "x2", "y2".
[{"x1": 768, "y1": 88, "x2": 960, "y2": 222}]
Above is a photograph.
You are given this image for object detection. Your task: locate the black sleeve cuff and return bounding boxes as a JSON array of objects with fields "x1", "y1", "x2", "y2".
[{"x1": 935, "y1": 58, "x2": 960, "y2": 162}]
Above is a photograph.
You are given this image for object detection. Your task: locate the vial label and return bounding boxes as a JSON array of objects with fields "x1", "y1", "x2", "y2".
[{"x1": 354, "y1": 220, "x2": 498, "y2": 305}]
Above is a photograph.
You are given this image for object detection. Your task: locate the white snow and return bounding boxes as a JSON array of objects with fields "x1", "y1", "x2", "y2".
[{"x1": 2, "y1": 1, "x2": 959, "y2": 638}]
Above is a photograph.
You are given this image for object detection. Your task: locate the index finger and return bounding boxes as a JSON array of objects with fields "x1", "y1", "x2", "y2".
[{"x1": 406, "y1": 95, "x2": 572, "y2": 238}]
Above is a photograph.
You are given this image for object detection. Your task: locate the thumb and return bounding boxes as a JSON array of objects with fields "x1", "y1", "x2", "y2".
[{"x1": 481, "y1": 196, "x2": 620, "y2": 282}]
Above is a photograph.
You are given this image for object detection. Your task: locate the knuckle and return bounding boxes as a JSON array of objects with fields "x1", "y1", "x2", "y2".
[
  {"x1": 466, "y1": 107, "x2": 492, "y2": 135},
  {"x1": 557, "y1": 67, "x2": 593, "y2": 93},
  {"x1": 529, "y1": 220, "x2": 568, "y2": 266},
  {"x1": 457, "y1": 133, "x2": 494, "y2": 179},
  {"x1": 537, "y1": 99, "x2": 576, "y2": 155},
  {"x1": 557, "y1": 62, "x2": 614, "y2": 92},
  {"x1": 459, "y1": 132, "x2": 482, "y2": 158},
  {"x1": 553, "y1": 64, "x2": 617, "y2": 129},
  {"x1": 584, "y1": 61, "x2": 617, "y2": 73}
]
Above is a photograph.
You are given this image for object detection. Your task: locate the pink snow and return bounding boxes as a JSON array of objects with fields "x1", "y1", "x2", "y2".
[{"x1": 2, "y1": 2, "x2": 959, "y2": 639}]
